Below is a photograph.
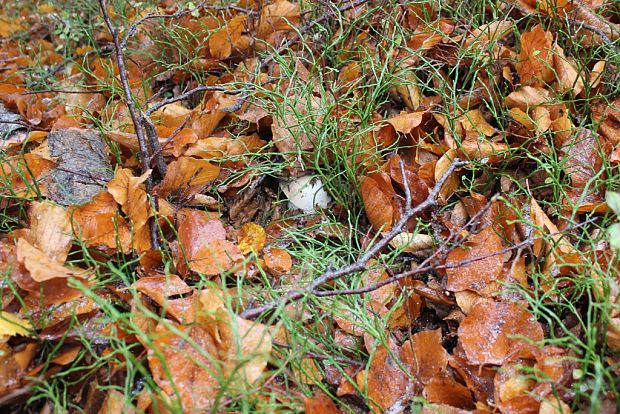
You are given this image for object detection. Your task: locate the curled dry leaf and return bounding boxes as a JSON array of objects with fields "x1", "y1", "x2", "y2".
[
  {"x1": 16, "y1": 238, "x2": 88, "y2": 283},
  {"x1": 25, "y1": 201, "x2": 72, "y2": 262},
  {"x1": 458, "y1": 299, "x2": 543, "y2": 365},
  {"x1": 389, "y1": 232, "x2": 434, "y2": 252},
  {"x1": 553, "y1": 43, "x2": 584, "y2": 96},
  {"x1": 445, "y1": 226, "x2": 505, "y2": 294},
  {"x1": 107, "y1": 168, "x2": 152, "y2": 252}
]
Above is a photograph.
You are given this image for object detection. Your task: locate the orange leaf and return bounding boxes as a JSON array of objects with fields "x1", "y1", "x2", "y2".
[
  {"x1": 238, "y1": 222, "x2": 267, "y2": 254},
  {"x1": 25, "y1": 201, "x2": 72, "y2": 263},
  {"x1": 516, "y1": 25, "x2": 554, "y2": 86},
  {"x1": 357, "y1": 345, "x2": 411, "y2": 411},
  {"x1": 16, "y1": 238, "x2": 88, "y2": 283},
  {"x1": 458, "y1": 299, "x2": 543, "y2": 365},
  {"x1": 445, "y1": 227, "x2": 505, "y2": 294},
  {"x1": 387, "y1": 111, "x2": 424, "y2": 134},
  {"x1": 263, "y1": 247, "x2": 292, "y2": 275},
  {"x1": 360, "y1": 173, "x2": 395, "y2": 231},
  {"x1": 71, "y1": 192, "x2": 131, "y2": 253},
  {"x1": 156, "y1": 157, "x2": 220, "y2": 198},
  {"x1": 401, "y1": 329, "x2": 448, "y2": 384}
]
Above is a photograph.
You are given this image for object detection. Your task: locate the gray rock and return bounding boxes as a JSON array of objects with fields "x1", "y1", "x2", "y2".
[
  {"x1": 0, "y1": 102, "x2": 25, "y2": 140},
  {"x1": 47, "y1": 128, "x2": 113, "y2": 205}
]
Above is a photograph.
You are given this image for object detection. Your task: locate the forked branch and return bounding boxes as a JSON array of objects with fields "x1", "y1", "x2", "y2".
[{"x1": 241, "y1": 158, "x2": 467, "y2": 319}]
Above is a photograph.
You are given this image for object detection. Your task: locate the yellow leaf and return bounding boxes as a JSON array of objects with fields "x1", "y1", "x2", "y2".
[
  {"x1": 238, "y1": 222, "x2": 267, "y2": 254},
  {"x1": 0, "y1": 312, "x2": 32, "y2": 337}
]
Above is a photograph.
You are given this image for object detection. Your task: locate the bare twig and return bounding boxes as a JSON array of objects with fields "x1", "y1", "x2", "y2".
[
  {"x1": 119, "y1": 1, "x2": 208, "y2": 50},
  {"x1": 99, "y1": 0, "x2": 160, "y2": 249},
  {"x1": 144, "y1": 85, "x2": 236, "y2": 116},
  {"x1": 241, "y1": 158, "x2": 467, "y2": 319},
  {"x1": 318, "y1": 216, "x2": 598, "y2": 297}
]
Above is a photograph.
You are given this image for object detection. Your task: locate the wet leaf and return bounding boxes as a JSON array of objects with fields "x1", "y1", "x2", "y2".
[
  {"x1": 401, "y1": 329, "x2": 449, "y2": 384},
  {"x1": 263, "y1": 247, "x2": 292, "y2": 275},
  {"x1": 445, "y1": 227, "x2": 505, "y2": 294},
  {"x1": 458, "y1": 300, "x2": 543, "y2": 365}
]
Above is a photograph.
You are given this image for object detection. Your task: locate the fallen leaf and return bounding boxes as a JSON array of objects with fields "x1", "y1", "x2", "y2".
[
  {"x1": 25, "y1": 201, "x2": 72, "y2": 262},
  {"x1": 107, "y1": 168, "x2": 152, "y2": 252},
  {"x1": 445, "y1": 227, "x2": 505, "y2": 294},
  {"x1": 401, "y1": 329, "x2": 449, "y2": 384},
  {"x1": 305, "y1": 391, "x2": 341, "y2": 414},
  {"x1": 157, "y1": 156, "x2": 220, "y2": 198},
  {"x1": 16, "y1": 238, "x2": 88, "y2": 283},
  {"x1": 263, "y1": 247, "x2": 292, "y2": 275},
  {"x1": 71, "y1": 191, "x2": 131, "y2": 253},
  {"x1": 0, "y1": 312, "x2": 32, "y2": 338},
  {"x1": 458, "y1": 299, "x2": 543, "y2": 365},
  {"x1": 238, "y1": 222, "x2": 267, "y2": 254},
  {"x1": 516, "y1": 25, "x2": 554, "y2": 86},
  {"x1": 357, "y1": 345, "x2": 411, "y2": 411},
  {"x1": 148, "y1": 322, "x2": 220, "y2": 411},
  {"x1": 387, "y1": 111, "x2": 425, "y2": 134}
]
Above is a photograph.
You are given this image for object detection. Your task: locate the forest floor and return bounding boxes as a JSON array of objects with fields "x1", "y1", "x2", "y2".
[{"x1": 0, "y1": 0, "x2": 620, "y2": 413}]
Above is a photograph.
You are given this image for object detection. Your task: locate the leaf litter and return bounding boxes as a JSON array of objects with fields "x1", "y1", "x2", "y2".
[{"x1": 0, "y1": 0, "x2": 619, "y2": 412}]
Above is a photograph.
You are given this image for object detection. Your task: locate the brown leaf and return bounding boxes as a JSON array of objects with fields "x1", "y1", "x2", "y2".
[
  {"x1": 401, "y1": 329, "x2": 448, "y2": 384},
  {"x1": 458, "y1": 299, "x2": 543, "y2": 365},
  {"x1": 505, "y1": 86, "x2": 551, "y2": 111},
  {"x1": 197, "y1": 290, "x2": 273, "y2": 386},
  {"x1": 445, "y1": 227, "x2": 505, "y2": 294},
  {"x1": 357, "y1": 345, "x2": 411, "y2": 411},
  {"x1": 257, "y1": 0, "x2": 300, "y2": 39},
  {"x1": 175, "y1": 209, "x2": 242, "y2": 276},
  {"x1": 209, "y1": 15, "x2": 247, "y2": 60},
  {"x1": 16, "y1": 238, "x2": 88, "y2": 283},
  {"x1": 516, "y1": 25, "x2": 554, "y2": 86},
  {"x1": 71, "y1": 191, "x2": 131, "y2": 253},
  {"x1": 387, "y1": 111, "x2": 424, "y2": 134},
  {"x1": 423, "y1": 376, "x2": 475, "y2": 409},
  {"x1": 156, "y1": 156, "x2": 220, "y2": 198},
  {"x1": 148, "y1": 322, "x2": 220, "y2": 411},
  {"x1": 304, "y1": 391, "x2": 341, "y2": 414},
  {"x1": 553, "y1": 43, "x2": 585, "y2": 96},
  {"x1": 263, "y1": 247, "x2": 292, "y2": 275},
  {"x1": 360, "y1": 173, "x2": 396, "y2": 231}
]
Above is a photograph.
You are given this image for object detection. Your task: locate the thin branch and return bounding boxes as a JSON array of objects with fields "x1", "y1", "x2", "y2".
[
  {"x1": 119, "y1": 1, "x2": 208, "y2": 50},
  {"x1": 144, "y1": 85, "x2": 234, "y2": 116},
  {"x1": 318, "y1": 216, "x2": 598, "y2": 297},
  {"x1": 241, "y1": 158, "x2": 467, "y2": 319},
  {"x1": 99, "y1": 0, "x2": 160, "y2": 250}
]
